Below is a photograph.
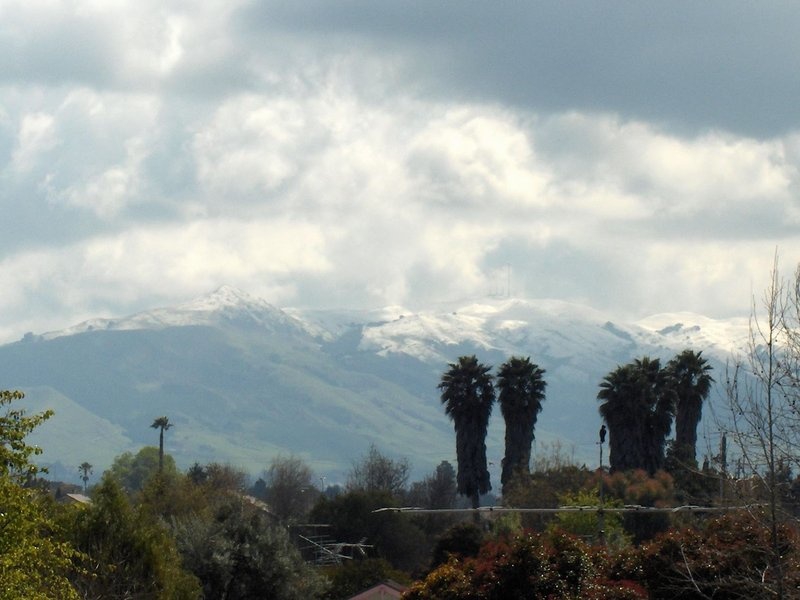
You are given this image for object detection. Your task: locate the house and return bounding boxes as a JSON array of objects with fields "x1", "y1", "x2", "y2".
[
  {"x1": 60, "y1": 493, "x2": 92, "y2": 505},
  {"x1": 348, "y1": 580, "x2": 407, "y2": 600}
]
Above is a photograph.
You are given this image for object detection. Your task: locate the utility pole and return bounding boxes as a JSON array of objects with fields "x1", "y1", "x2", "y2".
[
  {"x1": 719, "y1": 433, "x2": 727, "y2": 503},
  {"x1": 598, "y1": 425, "x2": 606, "y2": 545}
]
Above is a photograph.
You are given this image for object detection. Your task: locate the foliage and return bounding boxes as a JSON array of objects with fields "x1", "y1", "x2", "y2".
[
  {"x1": 600, "y1": 469, "x2": 675, "y2": 543},
  {"x1": 346, "y1": 444, "x2": 410, "y2": 498},
  {"x1": 264, "y1": 454, "x2": 317, "y2": 524},
  {"x1": 408, "y1": 510, "x2": 800, "y2": 599},
  {"x1": 430, "y1": 522, "x2": 485, "y2": 569},
  {"x1": 548, "y1": 487, "x2": 630, "y2": 549},
  {"x1": 63, "y1": 473, "x2": 201, "y2": 599},
  {"x1": 497, "y1": 356, "x2": 546, "y2": 492},
  {"x1": 439, "y1": 355, "x2": 495, "y2": 509},
  {"x1": 406, "y1": 460, "x2": 457, "y2": 510},
  {"x1": 426, "y1": 460, "x2": 458, "y2": 509},
  {"x1": 321, "y1": 558, "x2": 410, "y2": 600},
  {"x1": 310, "y1": 489, "x2": 428, "y2": 573},
  {"x1": 598, "y1": 357, "x2": 675, "y2": 474},
  {"x1": 107, "y1": 446, "x2": 178, "y2": 493},
  {"x1": 407, "y1": 530, "x2": 647, "y2": 600},
  {"x1": 0, "y1": 390, "x2": 81, "y2": 599},
  {"x1": 502, "y1": 462, "x2": 593, "y2": 531},
  {"x1": 612, "y1": 511, "x2": 800, "y2": 599},
  {"x1": 0, "y1": 389, "x2": 53, "y2": 480},
  {"x1": 172, "y1": 496, "x2": 326, "y2": 600}
]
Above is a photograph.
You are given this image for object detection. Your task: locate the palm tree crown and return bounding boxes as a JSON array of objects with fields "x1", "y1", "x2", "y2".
[{"x1": 151, "y1": 416, "x2": 172, "y2": 472}]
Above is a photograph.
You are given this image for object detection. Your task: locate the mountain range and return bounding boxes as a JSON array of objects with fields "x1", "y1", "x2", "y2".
[{"x1": 0, "y1": 286, "x2": 751, "y2": 486}]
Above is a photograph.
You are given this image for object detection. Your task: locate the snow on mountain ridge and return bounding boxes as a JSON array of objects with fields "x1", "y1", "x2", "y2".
[
  {"x1": 634, "y1": 312, "x2": 750, "y2": 358},
  {"x1": 41, "y1": 286, "x2": 304, "y2": 340},
  {"x1": 36, "y1": 289, "x2": 750, "y2": 366},
  {"x1": 355, "y1": 297, "x2": 643, "y2": 364}
]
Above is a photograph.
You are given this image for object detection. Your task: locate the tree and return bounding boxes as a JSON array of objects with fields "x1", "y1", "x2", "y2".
[
  {"x1": 430, "y1": 522, "x2": 484, "y2": 569},
  {"x1": 614, "y1": 511, "x2": 800, "y2": 598},
  {"x1": 497, "y1": 356, "x2": 546, "y2": 491},
  {"x1": 64, "y1": 473, "x2": 200, "y2": 599},
  {"x1": 151, "y1": 415, "x2": 172, "y2": 472},
  {"x1": 78, "y1": 462, "x2": 93, "y2": 494},
  {"x1": 172, "y1": 496, "x2": 326, "y2": 600},
  {"x1": 426, "y1": 460, "x2": 458, "y2": 509},
  {"x1": 346, "y1": 444, "x2": 410, "y2": 499},
  {"x1": 310, "y1": 489, "x2": 428, "y2": 573},
  {"x1": 548, "y1": 487, "x2": 629, "y2": 548},
  {"x1": 107, "y1": 446, "x2": 177, "y2": 493},
  {"x1": 0, "y1": 390, "x2": 81, "y2": 598},
  {"x1": 598, "y1": 357, "x2": 675, "y2": 474},
  {"x1": 439, "y1": 355, "x2": 495, "y2": 510},
  {"x1": 666, "y1": 349, "x2": 713, "y2": 466},
  {"x1": 407, "y1": 529, "x2": 647, "y2": 600},
  {"x1": 264, "y1": 454, "x2": 316, "y2": 524},
  {"x1": 722, "y1": 254, "x2": 800, "y2": 599},
  {"x1": 0, "y1": 389, "x2": 53, "y2": 480}
]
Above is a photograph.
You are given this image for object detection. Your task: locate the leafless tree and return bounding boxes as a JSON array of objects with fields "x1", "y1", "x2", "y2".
[
  {"x1": 264, "y1": 454, "x2": 316, "y2": 524},
  {"x1": 722, "y1": 252, "x2": 800, "y2": 599},
  {"x1": 346, "y1": 444, "x2": 410, "y2": 498}
]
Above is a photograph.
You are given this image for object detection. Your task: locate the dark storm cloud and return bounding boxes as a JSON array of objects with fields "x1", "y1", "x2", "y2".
[{"x1": 241, "y1": 0, "x2": 800, "y2": 138}]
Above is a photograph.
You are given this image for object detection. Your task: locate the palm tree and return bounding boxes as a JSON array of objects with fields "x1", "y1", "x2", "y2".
[
  {"x1": 497, "y1": 356, "x2": 546, "y2": 491},
  {"x1": 667, "y1": 349, "x2": 714, "y2": 466},
  {"x1": 598, "y1": 357, "x2": 675, "y2": 474},
  {"x1": 439, "y1": 355, "x2": 495, "y2": 510},
  {"x1": 150, "y1": 416, "x2": 172, "y2": 472},
  {"x1": 78, "y1": 461, "x2": 93, "y2": 493}
]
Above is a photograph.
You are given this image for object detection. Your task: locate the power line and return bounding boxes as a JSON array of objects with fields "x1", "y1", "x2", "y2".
[{"x1": 373, "y1": 504, "x2": 762, "y2": 515}]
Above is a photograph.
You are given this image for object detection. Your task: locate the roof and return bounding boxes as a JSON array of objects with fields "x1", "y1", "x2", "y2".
[
  {"x1": 62, "y1": 493, "x2": 92, "y2": 505},
  {"x1": 348, "y1": 580, "x2": 407, "y2": 600}
]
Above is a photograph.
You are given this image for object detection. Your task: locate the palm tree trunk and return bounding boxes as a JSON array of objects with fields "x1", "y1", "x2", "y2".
[{"x1": 158, "y1": 428, "x2": 164, "y2": 472}]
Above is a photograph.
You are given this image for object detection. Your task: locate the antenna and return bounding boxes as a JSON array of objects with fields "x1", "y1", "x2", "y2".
[{"x1": 507, "y1": 264, "x2": 511, "y2": 298}]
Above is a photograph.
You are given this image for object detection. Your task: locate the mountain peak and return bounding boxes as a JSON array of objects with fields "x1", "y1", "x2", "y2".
[
  {"x1": 179, "y1": 285, "x2": 267, "y2": 312},
  {"x1": 40, "y1": 286, "x2": 304, "y2": 341}
]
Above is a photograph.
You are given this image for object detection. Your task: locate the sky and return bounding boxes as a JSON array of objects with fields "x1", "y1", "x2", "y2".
[{"x1": 2, "y1": 0, "x2": 800, "y2": 344}]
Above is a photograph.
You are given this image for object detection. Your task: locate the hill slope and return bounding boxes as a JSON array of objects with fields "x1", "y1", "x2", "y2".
[{"x1": 0, "y1": 288, "x2": 749, "y2": 484}]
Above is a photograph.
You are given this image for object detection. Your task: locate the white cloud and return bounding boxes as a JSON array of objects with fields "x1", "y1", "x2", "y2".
[{"x1": 11, "y1": 112, "x2": 57, "y2": 173}]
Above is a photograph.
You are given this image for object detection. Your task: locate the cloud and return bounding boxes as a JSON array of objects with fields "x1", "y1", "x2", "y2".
[
  {"x1": 242, "y1": 1, "x2": 800, "y2": 137},
  {"x1": 1, "y1": 0, "x2": 800, "y2": 343}
]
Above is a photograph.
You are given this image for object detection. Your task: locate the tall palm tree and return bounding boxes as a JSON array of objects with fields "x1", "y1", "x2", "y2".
[
  {"x1": 667, "y1": 349, "x2": 714, "y2": 466},
  {"x1": 78, "y1": 461, "x2": 93, "y2": 493},
  {"x1": 439, "y1": 355, "x2": 495, "y2": 510},
  {"x1": 150, "y1": 416, "x2": 172, "y2": 472},
  {"x1": 598, "y1": 357, "x2": 675, "y2": 474},
  {"x1": 497, "y1": 356, "x2": 546, "y2": 491}
]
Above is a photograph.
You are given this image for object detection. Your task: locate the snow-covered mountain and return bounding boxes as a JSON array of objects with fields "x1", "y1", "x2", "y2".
[
  {"x1": 41, "y1": 286, "x2": 308, "y2": 340},
  {"x1": 0, "y1": 287, "x2": 750, "y2": 485}
]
